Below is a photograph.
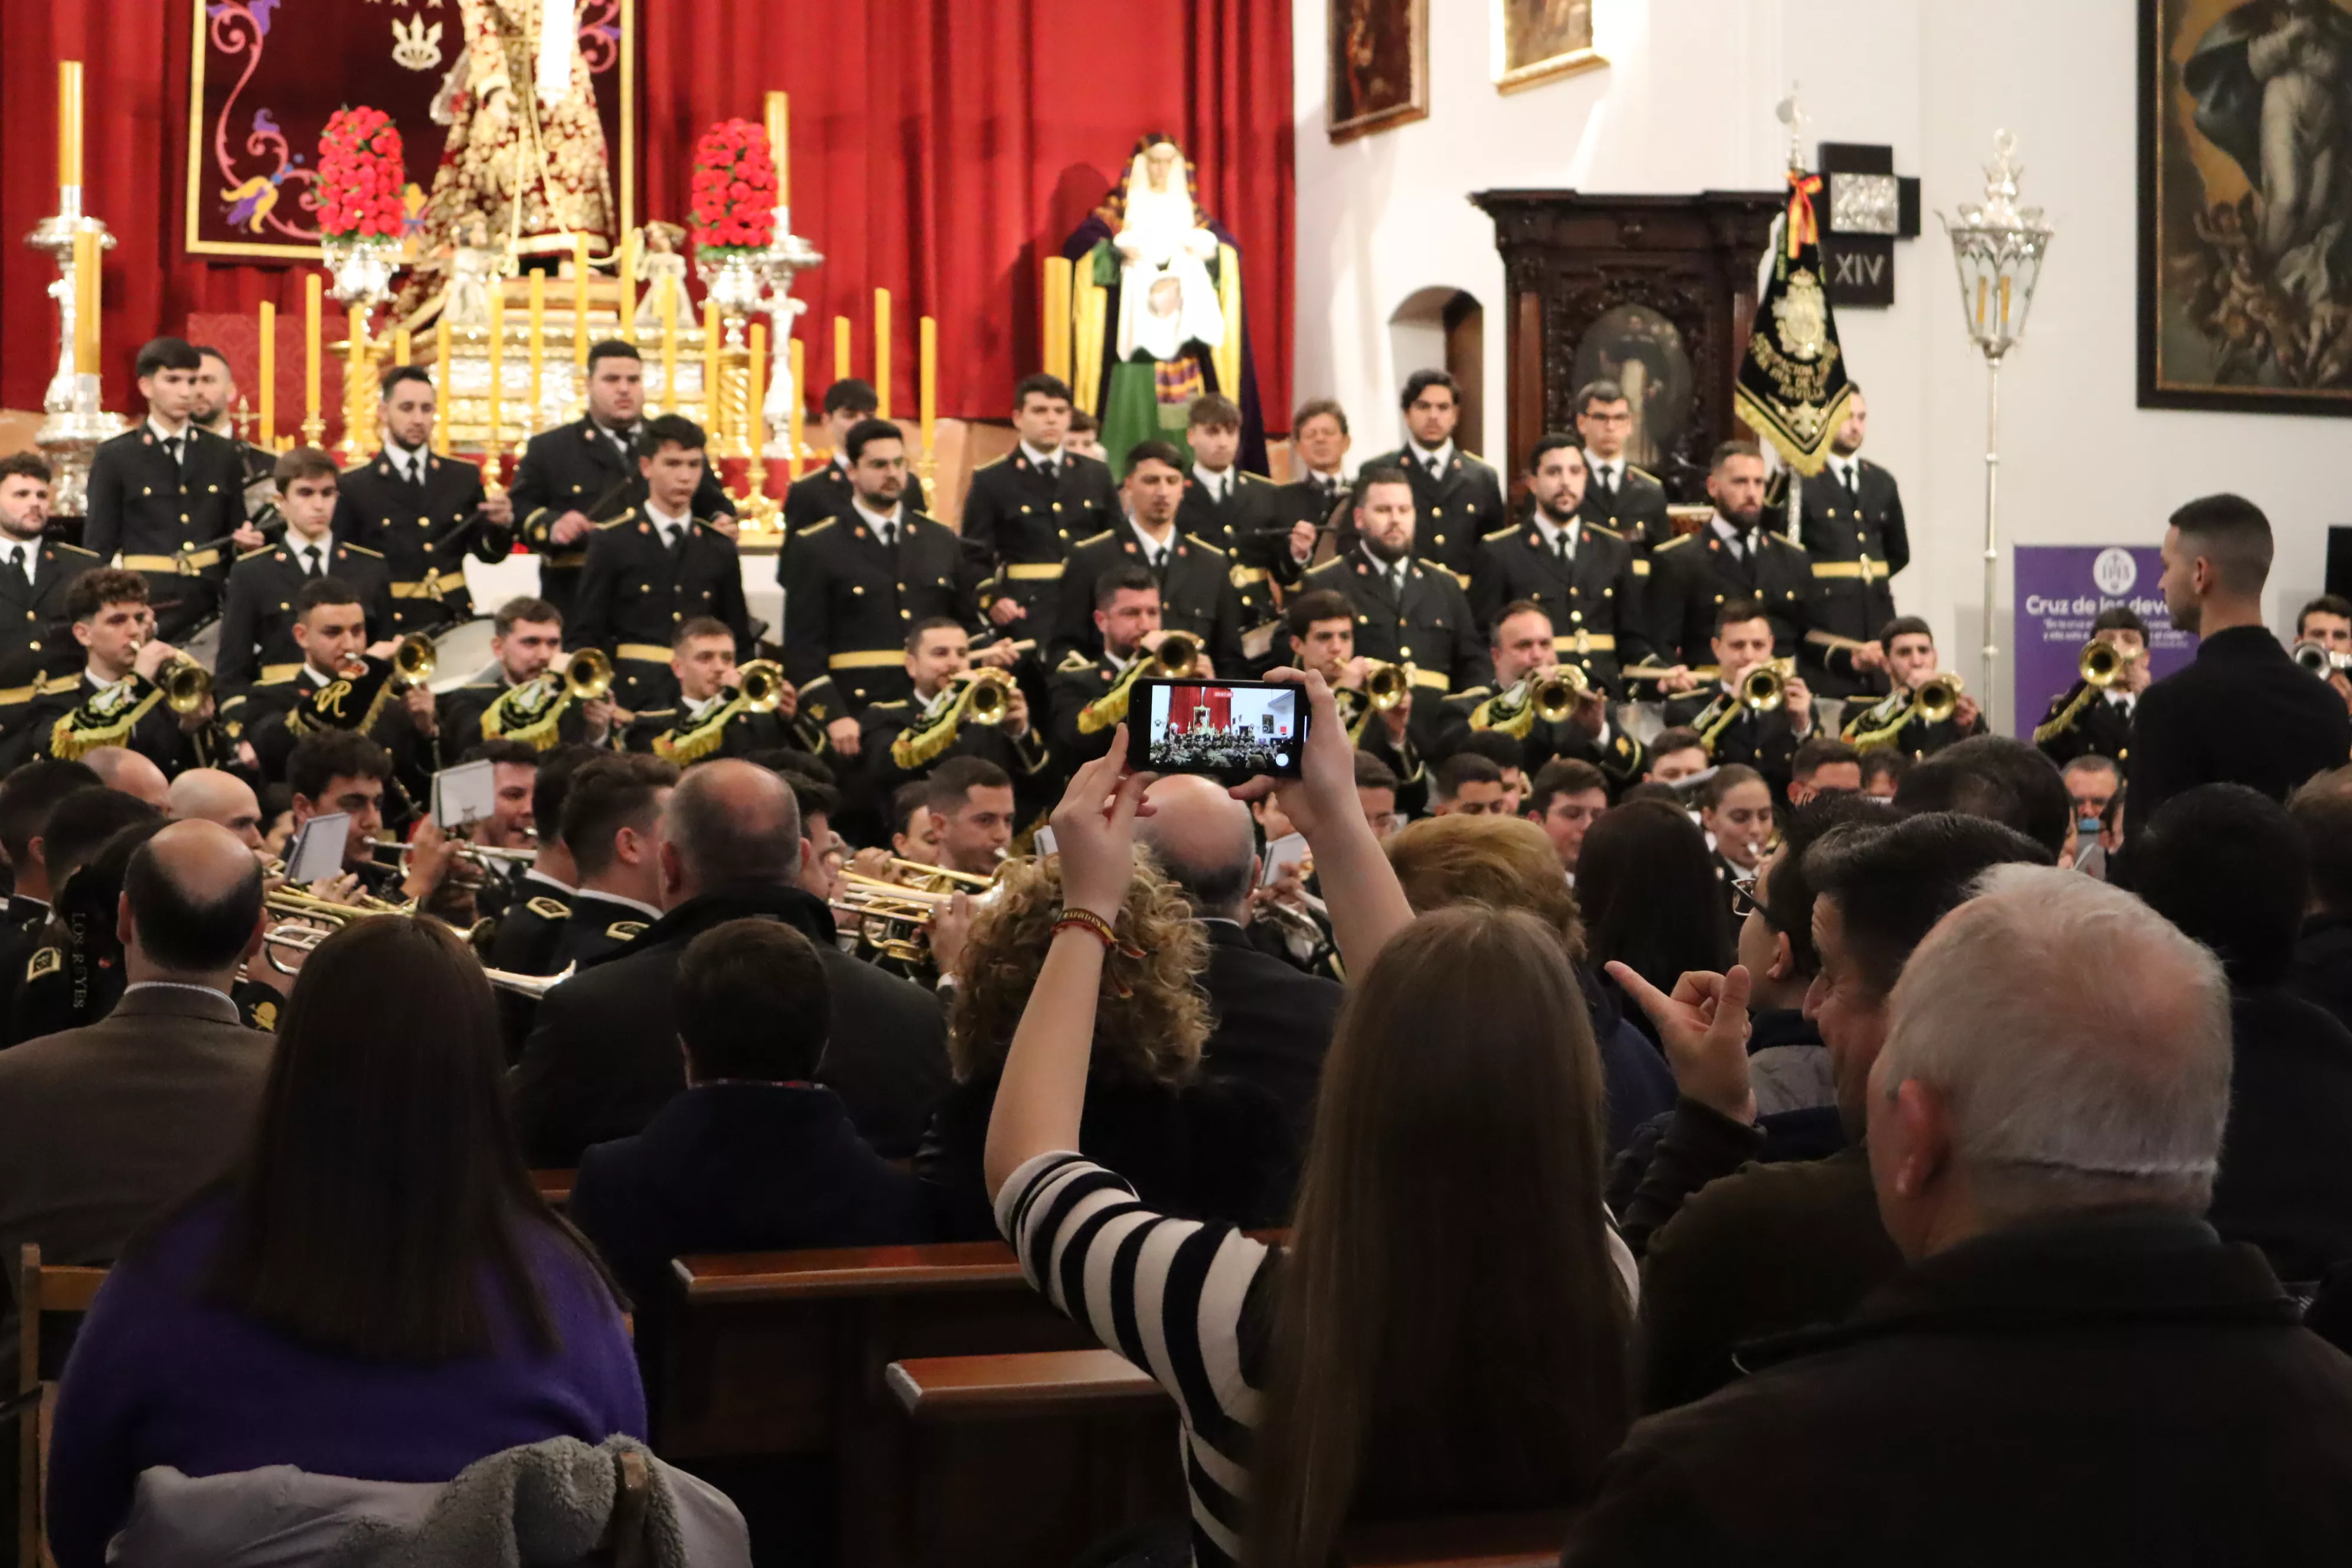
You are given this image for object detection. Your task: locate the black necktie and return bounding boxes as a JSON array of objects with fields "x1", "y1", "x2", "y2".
[
  {"x1": 164, "y1": 436, "x2": 185, "y2": 473},
  {"x1": 1556, "y1": 529, "x2": 1573, "y2": 563},
  {"x1": 1594, "y1": 465, "x2": 1616, "y2": 503},
  {"x1": 1841, "y1": 463, "x2": 1861, "y2": 502},
  {"x1": 2, "y1": 548, "x2": 30, "y2": 599},
  {"x1": 300, "y1": 545, "x2": 323, "y2": 579}
]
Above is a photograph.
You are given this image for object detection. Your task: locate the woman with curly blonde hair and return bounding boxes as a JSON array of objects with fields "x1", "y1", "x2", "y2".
[{"x1": 916, "y1": 855, "x2": 1296, "y2": 1239}]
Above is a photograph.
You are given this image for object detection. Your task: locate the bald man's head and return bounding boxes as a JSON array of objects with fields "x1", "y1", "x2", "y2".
[
  {"x1": 167, "y1": 768, "x2": 264, "y2": 850},
  {"x1": 1139, "y1": 773, "x2": 1259, "y2": 920},
  {"x1": 119, "y1": 818, "x2": 267, "y2": 981},
  {"x1": 86, "y1": 747, "x2": 171, "y2": 811},
  {"x1": 659, "y1": 759, "x2": 803, "y2": 900}
]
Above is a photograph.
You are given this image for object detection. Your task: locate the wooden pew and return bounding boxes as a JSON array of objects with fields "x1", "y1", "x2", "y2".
[
  {"x1": 17, "y1": 1247, "x2": 107, "y2": 1568},
  {"x1": 884, "y1": 1350, "x2": 1181, "y2": 1568}
]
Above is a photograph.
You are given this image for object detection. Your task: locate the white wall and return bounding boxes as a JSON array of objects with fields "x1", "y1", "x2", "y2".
[{"x1": 1293, "y1": 0, "x2": 2348, "y2": 692}]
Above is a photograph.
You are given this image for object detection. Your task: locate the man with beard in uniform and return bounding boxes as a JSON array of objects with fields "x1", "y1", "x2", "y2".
[
  {"x1": 781, "y1": 378, "x2": 930, "y2": 533},
  {"x1": 958, "y1": 374, "x2": 1121, "y2": 642},
  {"x1": 548, "y1": 752, "x2": 675, "y2": 969},
  {"x1": 331, "y1": 367, "x2": 514, "y2": 634},
  {"x1": 1797, "y1": 386, "x2": 1904, "y2": 701},
  {"x1": 0, "y1": 455, "x2": 100, "y2": 695},
  {"x1": 1573, "y1": 379, "x2": 1675, "y2": 551},
  {"x1": 435, "y1": 596, "x2": 616, "y2": 762},
  {"x1": 1648, "y1": 441, "x2": 1821, "y2": 671},
  {"x1": 509, "y1": 341, "x2": 735, "y2": 618},
  {"x1": 1047, "y1": 567, "x2": 1203, "y2": 770},
  {"x1": 191, "y1": 344, "x2": 285, "y2": 528},
  {"x1": 1052, "y1": 441, "x2": 1246, "y2": 673},
  {"x1": 783, "y1": 420, "x2": 1008, "y2": 753},
  {"x1": 1360, "y1": 370, "x2": 1506, "y2": 583},
  {"x1": 83, "y1": 338, "x2": 265, "y2": 641},
  {"x1": 859, "y1": 618, "x2": 1053, "y2": 835},
  {"x1": 1435, "y1": 600, "x2": 1649, "y2": 789},
  {"x1": 1471, "y1": 432, "x2": 1677, "y2": 697}
]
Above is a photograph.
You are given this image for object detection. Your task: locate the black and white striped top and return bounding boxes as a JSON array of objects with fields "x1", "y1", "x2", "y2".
[{"x1": 998, "y1": 1149, "x2": 1638, "y2": 1566}]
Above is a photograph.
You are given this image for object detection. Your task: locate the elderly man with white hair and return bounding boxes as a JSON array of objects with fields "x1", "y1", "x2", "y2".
[{"x1": 1565, "y1": 867, "x2": 2352, "y2": 1565}]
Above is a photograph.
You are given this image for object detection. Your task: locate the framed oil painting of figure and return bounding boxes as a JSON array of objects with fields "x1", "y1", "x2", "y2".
[
  {"x1": 2140, "y1": 0, "x2": 2352, "y2": 414},
  {"x1": 1329, "y1": 0, "x2": 1428, "y2": 143},
  {"x1": 1494, "y1": 0, "x2": 1605, "y2": 93}
]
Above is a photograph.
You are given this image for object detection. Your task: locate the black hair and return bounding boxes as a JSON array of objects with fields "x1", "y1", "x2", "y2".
[
  {"x1": 458, "y1": 739, "x2": 543, "y2": 769},
  {"x1": 822, "y1": 377, "x2": 880, "y2": 417},
  {"x1": 1353, "y1": 750, "x2": 1399, "y2": 793},
  {"x1": 378, "y1": 364, "x2": 435, "y2": 398},
  {"x1": 1014, "y1": 373, "x2": 1073, "y2": 409},
  {"x1": 135, "y1": 337, "x2": 202, "y2": 378},
  {"x1": 2301, "y1": 594, "x2": 2352, "y2": 635},
  {"x1": 1710, "y1": 439, "x2": 1763, "y2": 471},
  {"x1": 123, "y1": 831, "x2": 266, "y2": 971},
  {"x1": 1697, "y1": 763, "x2": 1768, "y2": 812},
  {"x1": 1354, "y1": 463, "x2": 1413, "y2": 504},
  {"x1": 1714, "y1": 597, "x2": 1770, "y2": 633},
  {"x1": 530, "y1": 745, "x2": 600, "y2": 852},
  {"x1": 889, "y1": 779, "x2": 932, "y2": 840},
  {"x1": 2090, "y1": 605, "x2": 2150, "y2": 638},
  {"x1": 1285, "y1": 589, "x2": 1355, "y2": 640},
  {"x1": 0, "y1": 452, "x2": 55, "y2": 486},
  {"x1": 1399, "y1": 368, "x2": 1460, "y2": 410},
  {"x1": 1857, "y1": 745, "x2": 1910, "y2": 790},
  {"x1": 1527, "y1": 757, "x2": 1606, "y2": 819},
  {"x1": 2137, "y1": 783, "x2": 2307, "y2": 988},
  {"x1": 1456, "y1": 730, "x2": 1523, "y2": 772},
  {"x1": 493, "y1": 596, "x2": 563, "y2": 635},
  {"x1": 1489, "y1": 599, "x2": 1551, "y2": 646},
  {"x1": 1577, "y1": 799, "x2": 1731, "y2": 991},
  {"x1": 673, "y1": 616, "x2": 734, "y2": 650},
  {"x1": 1292, "y1": 397, "x2": 1349, "y2": 436},
  {"x1": 66, "y1": 569, "x2": 149, "y2": 621},
  {"x1": 776, "y1": 770, "x2": 841, "y2": 825},
  {"x1": 1792, "y1": 736, "x2": 1861, "y2": 779},
  {"x1": 1572, "y1": 380, "x2": 1627, "y2": 417},
  {"x1": 560, "y1": 753, "x2": 679, "y2": 876},
  {"x1": 2291, "y1": 783, "x2": 2352, "y2": 919},
  {"x1": 1527, "y1": 432, "x2": 1586, "y2": 474},
  {"x1": 273, "y1": 446, "x2": 340, "y2": 488},
  {"x1": 636, "y1": 412, "x2": 706, "y2": 458},
  {"x1": 904, "y1": 615, "x2": 968, "y2": 651},
  {"x1": 2168, "y1": 492, "x2": 2274, "y2": 596},
  {"x1": 1802, "y1": 812, "x2": 2049, "y2": 995},
  {"x1": 675, "y1": 918, "x2": 831, "y2": 1082},
  {"x1": 842, "y1": 417, "x2": 904, "y2": 466},
  {"x1": 286, "y1": 730, "x2": 391, "y2": 803},
  {"x1": 586, "y1": 339, "x2": 642, "y2": 371},
  {"x1": 1877, "y1": 615, "x2": 1934, "y2": 646},
  {"x1": 1125, "y1": 439, "x2": 1185, "y2": 474},
  {"x1": 1893, "y1": 735, "x2": 2070, "y2": 860},
  {"x1": 41, "y1": 788, "x2": 164, "y2": 891},
  {"x1": 1649, "y1": 726, "x2": 1707, "y2": 761},
  {"x1": 0, "y1": 759, "x2": 100, "y2": 868},
  {"x1": 1095, "y1": 562, "x2": 1160, "y2": 610},
  {"x1": 1188, "y1": 393, "x2": 1243, "y2": 432},
  {"x1": 295, "y1": 576, "x2": 364, "y2": 618},
  {"x1": 1754, "y1": 792, "x2": 1883, "y2": 976},
  {"x1": 1435, "y1": 751, "x2": 1504, "y2": 801},
  {"x1": 925, "y1": 755, "x2": 1012, "y2": 817}
]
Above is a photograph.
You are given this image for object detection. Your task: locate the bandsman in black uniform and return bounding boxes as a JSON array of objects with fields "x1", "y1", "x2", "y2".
[
  {"x1": 781, "y1": 377, "x2": 930, "y2": 533},
  {"x1": 1660, "y1": 597, "x2": 1819, "y2": 801},
  {"x1": 1360, "y1": 370, "x2": 1507, "y2": 583},
  {"x1": 18, "y1": 570, "x2": 225, "y2": 779},
  {"x1": 509, "y1": 341, "x2": 736, "y2": 619},
  {"x1": 1176, "y1": 395, "x2": 1316, "y2": 668},
  {"x1": 1270, "y1": 397, "x2": 1355, "y2": 556},
  {"x1": 547, "y1": 752, "x2": 674, "y2": 969},
  {"x1": 237, "y1": 577, "x2": 436, "y2": 801},
  {"x1": 1647, "y1": 441, "x2": 1822, "y2": 671},
  {"x1": 83, "y1": 338, "x2": 266, "y2": 641},
  {"x1": 1838, "y1": 616, "x2": 1984, "y2": 760},
  {"x1": 331, "y1": 367, "x2": 514, "y2": 633},
  {"x1": 1798, "y1": 388, "x2": 1908, "y2": 700},
  {"x1": 1572, "y1": 378, "x2": 1676, "y2": 551},
  {"x1": 624, "y1": 618, "x2": 813, "y2": 762},
  {"x1": 480, "y1": 743, "x2": 597, "y2": 1057},
  {"x1": 1470, "y1": 433, "x2": 1680, "y2": 696},
  {"x1": 570, "y1": 414, "x2": 751, "y2": 713},
  {"x1": 1280, "y1": 588, "x2": 1428, "y2": 812},
  {"x1": 1046, "y1": 567, "x2": 1203, "y2": 769},
  {"x1": 957, "y1": 373, "x2": 1122, "y2": 636},
  {"x1": 0, "y1": 455, "x2": 101, "y2": 697},
  {"x1": 2033, "y1": 606, "x2": 2150, "y2": 769},
  {"x1": 859, "y1": 617, "x2": 1053, "y2": 828},
  {"x1": 219, "y1": 448, "x2": 392, "y2": 691},
  {"x1": 1051, "y1": 441, "x2": 1246, "y2": 672},
  {"x1": 191, "y1": 344, "x2": 285, "y2": 528},
  {"x1": 783, "y1": 418, "x2": 1004, "y2": 753},
  {"x1": 284, "y1": 728, "x2": 462, "y2": 906},
  {"x1": 1297, "y1": 463, "x2": 1494, "y2": 749},
  {"x1": 1433, "y1": 600, "x2": 1648, "y2": 789},
  {"x1": 435, "y1": 596, "x2": 618, "y2": 761}
]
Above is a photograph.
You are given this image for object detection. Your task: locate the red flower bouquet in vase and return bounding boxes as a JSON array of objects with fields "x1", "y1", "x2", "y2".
[
  {"x1": 317, "y1": 106, "x2": 407, "y2": 309},
  {"x1": 689, "y1": 118, "x2": 779, "y2": 259}
]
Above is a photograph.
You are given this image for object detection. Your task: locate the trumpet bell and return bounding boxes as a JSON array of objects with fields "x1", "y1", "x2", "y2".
[
  {"x1": 1151, "y1": 632, "x2": 1201, "y2": 678},
  {"x1": 160, "y1": 655, "x2": 213, "y2": 715},
  {"x1": 566, "y1": 647, "x2": 614, "y2": 703},
  {"x1": 1365, "y1": 661, "x2": 1412, "y2": 712},
  {"x1": 736, "y1": 659, "x2": 789, "y2": 714},
  {"x1": 2293, "y1": 640, "x2": 2350, "y2": 677},
  {"x1": 963, "y1": 667, "x2": 1015, "y2": 724},
  {"x1": 1915, "y1": 672, "x2": 1964, "y2": 726},
  {"x1": 1740, "y1": 662, "x2": 1788, "y2": 713},
  {"x1": 1533, "y1": 665, "x2": 1589, "y2": 724},
  {"x1": 392, "y1": 633, "x2": 437, "y2": 689},
  {"x1": 2080, "y1": 639, "x2": 2125, "y2": 687}
]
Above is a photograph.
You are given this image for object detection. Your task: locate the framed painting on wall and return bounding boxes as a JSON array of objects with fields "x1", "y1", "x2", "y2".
[
  {"x1": 2139, "y1": 0, "x2": 2352, "y2": 414},
  {"x1": 1329, "y1": 0, "x2": 1429, "y2": 143},
  {"x1": 1494, "y1": 0, "x2": 1605, "y2": 93}
]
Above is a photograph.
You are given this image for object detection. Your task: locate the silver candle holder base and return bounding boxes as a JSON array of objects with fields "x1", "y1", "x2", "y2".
[{"x1": 26, "y1": 193, "x2": 124, "y2": 515}]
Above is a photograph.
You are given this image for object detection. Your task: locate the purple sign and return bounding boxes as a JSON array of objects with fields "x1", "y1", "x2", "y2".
[{"x1": 2011, "y1": 545, "x2": 2197, "y2": 737}]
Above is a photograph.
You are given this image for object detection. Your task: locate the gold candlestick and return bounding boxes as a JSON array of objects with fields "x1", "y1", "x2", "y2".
[
  {"x1": 659, "y1": 286, "x2": 679, "y2": 414},
  {"x1": 432, "y1": 315, "x2": 452, "y2": 455},
  {"x1": 743, "y1": 321, "x2": 778, "y2": 531},
  {"x1": 703, "y1": 301, "x2": 723, "y2": 443},
  {"x1": 302, "y1": 273, "x2": 324, "y2": 447},
  {"x1": 257, "y1": 300, "x2": 276, "y2": 446},
  {"x1": 341, "y1": 303, "x2": 368, "y2": 463},
  {"x1": 485, "y1": 284, "x2": 505, "y2": 491},
  {"x1": 393, "y1": 328, "x2": 411, "y2": 367},
  {"x1": 527, "y1": 270, "x2": 545, "y2": 429},
  {"x1": 787, "y1": 336, "x2": 805, "y2": 482},
  {"x1": 919, "y1": 315, "x2": 937, "y2": 481},
  {"x1": 766, "y1": 91, "x2": 789, "y2": 208},
  {"x1": 59, "y1": 61, "x2": 84, "y2": 192},
  {"x1": 833, "y1": 315, "x2": 851, "y2": 386},
  {"x1": 619, "y1": 229, "x2": 638, "y2": 341},
  {"x1": 873, "y1": 288, "x2": 891, "y2": 420},
  {"x1": 72, "y1": 230, "x2": 97, "y2": 379},
  {"x1": 572, "y1": 236, "x2": 591, "y2": 377}
]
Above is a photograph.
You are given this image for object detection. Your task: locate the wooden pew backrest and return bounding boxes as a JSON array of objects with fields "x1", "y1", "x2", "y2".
[{"x1": 19, "y1": 1246, "x2": 107, "y2": 1568}]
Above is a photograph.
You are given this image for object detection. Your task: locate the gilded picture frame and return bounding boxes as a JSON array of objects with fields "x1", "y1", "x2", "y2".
[
  {"x1": 1329, "y1": 0, "x2": 1429, "y2": 144},
  {"x1": 1494, "y1": 0, "x2": 1605, "y2": 94}
]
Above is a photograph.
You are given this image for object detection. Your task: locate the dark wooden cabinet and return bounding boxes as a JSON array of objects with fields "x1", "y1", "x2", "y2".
[{"x1": 1469, "y1": 190, "x2": 1782, "y2": 501}]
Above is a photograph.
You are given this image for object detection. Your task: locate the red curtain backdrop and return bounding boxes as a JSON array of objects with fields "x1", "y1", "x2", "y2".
[{"x1": 1, "y1": 0, "x2": 1293, "y2": 430}]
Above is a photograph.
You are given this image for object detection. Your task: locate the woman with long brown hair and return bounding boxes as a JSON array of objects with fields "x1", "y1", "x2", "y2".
[{"x1": 985, "y1": 674, "x2": 1633, "y2": 1568}]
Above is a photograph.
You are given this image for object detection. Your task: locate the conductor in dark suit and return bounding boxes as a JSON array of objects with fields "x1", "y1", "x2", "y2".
[
  {"x1": 1139, "y1": 775, "x2": 1343, "y2": 1141},
  {"x1": 2126, "y1": 494, "x2": 2352, "y2": 858},
  {"x1": 511, "y1": 760, "x2": 950, "y2": 1166},
  {"x1": 508, "y1": 341, "x2": 735, "y2": 619},
  {"x1": 330, "y1": 367, "x2": 514, "y2": 632},
  {"x1": 1360, "y1": 369, "x2": 1507, "y2": 583},
  {"x1": 82, "y1": 338, "x2": 265, "y2": 641},
  {"x1": 780, "y1": 377, "x2": 930, "y2": 534},
  {"x1": 0, "y1": 822, "x2": 270, "y2": 1294}
]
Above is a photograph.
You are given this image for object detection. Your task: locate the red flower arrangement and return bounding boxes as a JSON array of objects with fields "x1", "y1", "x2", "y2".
[
  {"x1": 688, "y1": 118, "x2": 778, "y2": 254},
  {"x1": 317, "y1": 106, "x2": 406, "y2": 241}
]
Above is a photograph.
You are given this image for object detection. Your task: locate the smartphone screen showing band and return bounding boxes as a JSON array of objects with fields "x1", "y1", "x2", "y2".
[{"x1": 1126, "y1": 678, "x2": 1308, "y2": 781}]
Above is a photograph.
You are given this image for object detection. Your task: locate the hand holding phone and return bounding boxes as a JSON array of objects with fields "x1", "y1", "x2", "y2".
[{"x1": 1124, "y1": 678, "x2": 1309, "y2": 784}]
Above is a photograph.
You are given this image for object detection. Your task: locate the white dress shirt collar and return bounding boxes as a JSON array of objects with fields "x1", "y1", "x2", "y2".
[
  {"x1": 1128, "y1": 515, "x2": 1177, "y2": 559},
  {"x1": 522, "y1": 865, "x2": 575, "y2": 896},
  {"x1": 1410, "y1": 438, "x2": 1455, "y2": 472},
  {"x1": 1534, "y1": 512, "x2": 1581, "y2": 556},
  {"x1": 1020, "y1": 440, "x2": 1064, "y2": 471},
  {"x1": 583, "y1": 888, "x2": 662, "y2": 919},
  {"x1": 1586, "y1": 452, "x2": 1623, "y2": 487},
  {"x1": 645, "y1": 496, "x2": 692, "y2": 539},
  {"x1": 1193, "y1": 462, "x2": 1232, "y2": 499},
  {"x1": 146, "y1": 414, "x2": 191, "y2": 443},
  {"x1": 1711, "y1": 514, "x2": 1757, "y2": 555},
  {"x1": 852, "y1": 497, "x2": 904, "y2": 535}
]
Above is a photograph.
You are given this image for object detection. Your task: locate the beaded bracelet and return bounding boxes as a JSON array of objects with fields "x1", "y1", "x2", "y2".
[{"x1": 1052, "y1": 907, "x2": 1119, "y2": 949}]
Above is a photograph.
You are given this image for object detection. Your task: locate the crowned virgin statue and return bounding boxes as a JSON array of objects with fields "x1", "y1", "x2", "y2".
[
  {"x1": 1061, "y1": 136, "x2": 1266, "y2": 475},
  {"x1": 393, "y1": 0, "x2": 615, "y2": 323}
]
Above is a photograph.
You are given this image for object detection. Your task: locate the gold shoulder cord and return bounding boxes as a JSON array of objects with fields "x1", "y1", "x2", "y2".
[
  {"x1": 482, "y1": 675, "x2": 574, "y2": 752},
  {"x1": 49, "y1": 680, "x2": 166, "y2": 762},
  {"x1": 1695, "y1": 691, "x2": 1743, "y2": 754},
  {"x1": 654, "y1": 692, "x2": 749, "y2": 765},
  {"x1": 1077, "y1": 658, "x2": 1151, "y2": 737},
  {"x1": 1842, "y1": 691, "x2": 1914, "y2": 749}
]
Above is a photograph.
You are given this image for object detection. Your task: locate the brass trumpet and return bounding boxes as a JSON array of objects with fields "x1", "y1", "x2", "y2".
[
  {"x1": 736, "y1": 659, "x2": 791, "y2": 713},
  {"x1": 2294, "y1": 639, "x2": 2352, "y2": 677},
  {"x1": 1364, "y1": 660, "x2": 1415, "y2": 712},
  {"x1": 565, "y1": 646, "x2": 614, "y2": 702},
  {"x1": 1740, "y1": 658, "x2": 1794, "y2": 713},
  {"x1": 1532, "y1": 664, "x2": 1589, "y2": 723},
  {"x1": 961, "y1": 667, "x2": 1015, "y2": 724},
  {"x1": 157, "y1": 654, "x2": 213, "y2": 715},
  {"x1": 390, "y1": 633, "x2": 437, "y2": 691},
  {"x1": 1147, "y1": 632, "x2": 1201, "y2": 678},
  {"x1": 1914, "y1": 672, "x2": 1965, "y2": 726}
]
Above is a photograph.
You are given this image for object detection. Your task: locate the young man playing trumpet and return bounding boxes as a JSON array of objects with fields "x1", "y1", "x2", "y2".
[
  {"x1": 436, "y1": 596, "x2": 616, "y2": 761},
  {"x1": 1838, "y1": 616, "x2": 1982, "y2": 760},
  {"x1": 623, "y1": 618, "x2": 808, "y2": 762},
  {"x1": 236, "y1": 577, "x2": 437, "y2": 802},
  {"x1": 12, "y1": 571, "x2": 223, "y2": 778},
  {"x1": 1660, "y1": 597, "x2": 1816, "y2": 801},
  {"x1": 1434, "y1": 599, "x2": 1647, "y2": 790},
  {"x1": 2034, "y1": 606, "x2": 2151, "y2": 767},
  {"x1": 218, "y1": 447, "x2": 391, "y2": 691},
  {"x1": 858, "y1": 618, "x2": 1051, "y2": 836}
]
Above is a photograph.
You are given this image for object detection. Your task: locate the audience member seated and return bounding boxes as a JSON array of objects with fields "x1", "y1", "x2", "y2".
[
  {"x1": 1893, "y1": 734, "x2": 2069, "y2": 860},
  {"x1": 1138, "y1": 774, "x2": 1344, "y2": 1140},
  {"x1": 1575, "y1": 799, "x2": 1730, "y2": 1051},
  {"x1": 985, "y1": 687, "x2": 1635, "y2": 1568},
  {"x1": 165, "y1": 767, "x2": 267, "y2": 851},
  {"x1": 2134, "y1": 783, "x2": 2352, "y2": 1283},
  {"x1": 514, "y1": 760, "x2": 949, "y2": 1165},
  {"x1": 45, "y1": 916, "x2": 643, "y2": 1568},
  {"x1": 569, "y1": 918, "x2": 933, "y2": 1316},
  {"x1": 2289, "y1": 774, "x2": 2352, "y2": 1033},
  {"x1": 81, "y1": 745, "x2": 170, "y2": 811},
  {"x1": 1383, "y1": 813, "x2": 1672, "y2": 1151},
  {"x1": 0, "y1": 822, "x2": 268, "y2": 1344},
  {"x1": 1857, "y1": 744, "x2": 1907, "y2": 799},
  {"x1": 920, "y1": 850, "x2": 1295, "y2": 1241},
  {"x1": 1786, "y1": 736, "x2": 1861, "y2": 805},
  {"x1": 1429, "y1": 750, "x2": 1508, "y2": 816},
  {"x1": 1616, "y1": 812, "x2": 2045, "y2": 1410},
  {"x1": 1564, "y1": 869, "x2": 2352, "y2": 1565},
  {"x1": 1641, "y1": 727, "x2": 1709, "y2": 786},
  {"x1": 1527, "y1": 757, "x2": 1609, "y2": 876}
]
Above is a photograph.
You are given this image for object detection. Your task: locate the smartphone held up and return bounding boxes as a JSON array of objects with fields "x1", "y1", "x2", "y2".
[{"x1": 1125, "y1": 678, "x2": 1309, "y2": 783}]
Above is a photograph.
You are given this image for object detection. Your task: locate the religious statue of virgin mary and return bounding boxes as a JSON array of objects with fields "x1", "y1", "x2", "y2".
[{"x1": 1061, "y1": 135, "x2": 1266, "y2": 475}]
